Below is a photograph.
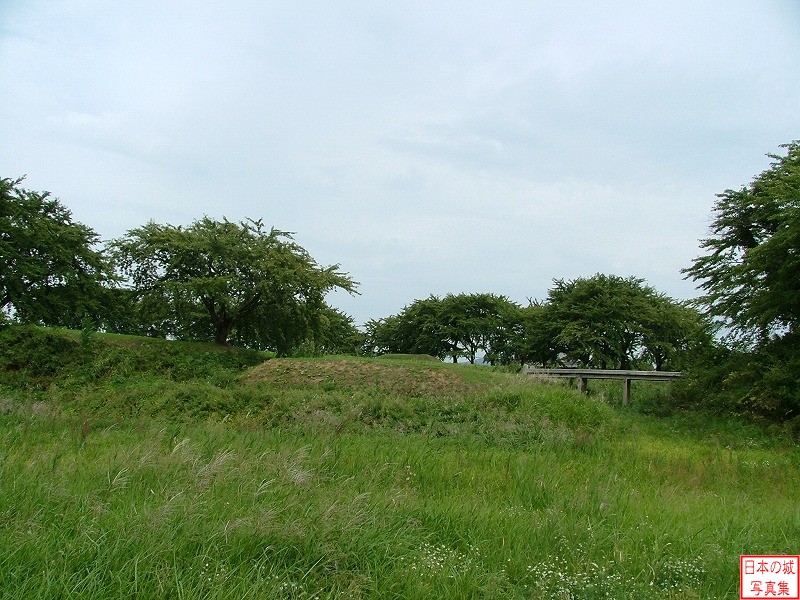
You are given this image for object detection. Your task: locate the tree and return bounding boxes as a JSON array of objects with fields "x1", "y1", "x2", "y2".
[
  {"x1": 365, "y1": 293, "x2": 521, "y2": 363},
  {"x1": 503, "y1": 301, "x2": 561, "y2": 367},
  {"x1": 681, "y1": 142, "x2": 800, "y2": 422},
  {"x1": 0, "y1": 177, "x2": 114, "y2": 327},
  {"x1": 546, "y1": 275, "x2": 642, "y2": 368},
  {"x1": 438, "y1": 293, "x2": 519, "y2": 364},
  {"x1": 544, "y1": 274, "x2": 697, "y2": 370},
  {"x1": 364, "y1": 296, "x2": 450, "y2": 359},
  {"x1": 639, "y1": 296, "x2": 711, "y2": 371},
  {"x1": 684, "y1": 141, "x2": 800, "y2": 344},
  {"x1": 364, "y1": 315, "x2": 402, "y2": 356},
  {"x1": 111, "y1": 217, "x2": 357, "y2": 353},
  {"x1": 303, "y1": 305, "x2": 365, "y2": 356}
]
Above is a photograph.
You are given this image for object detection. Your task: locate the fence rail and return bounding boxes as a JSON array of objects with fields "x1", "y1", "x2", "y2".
[{"x1": 522, "y1": 367, "x2": 682, "y2": 405}]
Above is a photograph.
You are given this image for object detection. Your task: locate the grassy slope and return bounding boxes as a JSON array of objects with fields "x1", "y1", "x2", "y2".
[{"x1": 0, "y1": 326, "x2": 798, "y2": 599}]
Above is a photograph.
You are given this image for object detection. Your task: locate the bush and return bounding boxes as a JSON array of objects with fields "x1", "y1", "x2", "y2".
[
  {"x1": 2, "y1": 325, "x2": 266, "y2": 379},
  {"x1": 0, "y1": 325, "x2": 83, "y2": 385},
  {"x1": 673, "y1": 335, "x2": 800, "y2": 422}
]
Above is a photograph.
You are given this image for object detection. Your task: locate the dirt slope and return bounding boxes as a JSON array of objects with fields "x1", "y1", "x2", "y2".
[{"x1": 245, "y1": 358, "x2": 473, "y2": 398}]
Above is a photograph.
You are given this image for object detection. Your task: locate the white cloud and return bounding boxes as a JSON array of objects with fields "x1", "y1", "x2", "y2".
[{"x1": 1, "y1": 0, "x2": 798, "y2": 325}]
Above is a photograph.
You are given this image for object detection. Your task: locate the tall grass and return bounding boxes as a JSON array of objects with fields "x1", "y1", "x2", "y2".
[
  {"x1": 1, "y1": 327, "x2": 798, "y2": 598},
  {"x1": 2, "y1": 394, "x2": 798, "y2": 598}
]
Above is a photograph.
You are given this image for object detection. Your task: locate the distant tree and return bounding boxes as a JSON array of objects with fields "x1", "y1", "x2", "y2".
[
  {"x1": 503, "y1": 302, "x2": 562, "y2": 367},
  {"x1": 396, "y1": 296, "x2": 452, "y2": 358},
  {"x1": 545, "y1": 274, "x2": 696, "y2": 370},
  {"x1": 639, "y1": 296, "x2": 712, "y2": 371},
  {"x1": 111, "y1": 217, "x2": 356, "y2": 353},
  {"x1": 546, "y1": 275, "x2": 639, "y2": 368},
  {"x1": 363, "y1": 315, "x2": 401, "y2": 356},
  {"x1": 438, "y1": 293, "x2": 519, "y2": 364},
  {"x1": 684, "y1": 141, "x2": 800, "y2": 344},
  {"x1": 364, "y1": 296, "x2": 450, "y2": 359},
  {"x1": 309, "y1": 305, "x2": 365, "y2": 355},
  {"x1": 0, "y1": 177, "x2": 114, "y2": 327},
  {"x1": 365, "y1": 293, "x2": 520, "y2": 363},
  {"x1": 93, "y1": 286, "x2": 168, "y2": 337}
]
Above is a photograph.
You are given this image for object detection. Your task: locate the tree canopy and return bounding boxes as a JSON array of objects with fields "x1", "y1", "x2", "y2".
[
  {"x1": 365, "y1": 296, "x2": 452, "y2": 360},
  {"x1": 681, "y1": 141, "x2": 800, "y2": 421},
  {"x1": 365, "y1": 293, "x2": 519, "y2": 363},
  {"x1": 111, "y1": 217, "x2": 357, "y2": 353},
  {"x1": 365, "y1": 282, "x2": 702, "y2": 369},
  {"x1": 0, "y1": 177, "x2": 114, "y2": 327},
  {"x1": 438, "y1": 293, "x2": 518, "y2": 364},
  {"x1": 299, "y1": 305, "x2": 365, "y2": 356},
  {"x1": 685, "y1": 141, "x2": 800, "y2": 344},
  {"x1": 498, "y1": 302, "x2": 564, "y2": 367},
  {"x1": 542, "y1": 274, "x2": 704, "y2": 370}
]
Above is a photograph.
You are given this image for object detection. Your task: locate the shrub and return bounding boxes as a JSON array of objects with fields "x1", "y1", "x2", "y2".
[
  {"x1": 0, "y1": 325, "x2": 82, "y2": 384},
  {"x1": 672, "y1": 335, "x2": 800, "y2": 422}
]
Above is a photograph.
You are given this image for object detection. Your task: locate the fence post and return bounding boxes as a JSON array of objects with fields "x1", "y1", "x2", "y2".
[{"x1": 623, "y1": 378, "x2": 631, "y2": 406}]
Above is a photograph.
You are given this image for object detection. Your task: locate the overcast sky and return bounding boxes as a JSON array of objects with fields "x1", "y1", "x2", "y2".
[{"x1": 1, "y1": 1, "x2": 798, "y2": 326}]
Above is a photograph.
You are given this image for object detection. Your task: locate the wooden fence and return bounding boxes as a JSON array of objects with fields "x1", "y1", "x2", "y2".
[{"x1": 522, "y1": 367, "x2": 683, "y2": 405}]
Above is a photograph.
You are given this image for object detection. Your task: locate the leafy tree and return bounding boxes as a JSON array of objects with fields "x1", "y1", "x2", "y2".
[
  {"x1": 301, "y1": 305, "x2": 365, "y2": 356},
  {"x1": 99, "y1": 286, "x2": 187, "y2": 339},
  {"x1": 0, "y1": 177, "x2": 114, "y2": 327},
  {"x1": 684, "y1": 141, "x2": 800, "y2": 344},
  {"x1": 363, "y1": 315, "x2": 401, "y2": 356},
  {"x1": 438, "y1": 293, "x2": 519, "y2": 364},
  {"x1": 544, "y1": 274, "x2": 697, "y2": 370},
  {"x1": 395, "y1": 296, "x2": 452, "y2": 358},
  {"x1": 503, "y1": 302, "x2": 561, "y2": 367},
  {"x1": 682, "y1": 141, "x2": 800, "y2": 422},
  {"x1": 364, "y1": 296, "x2": 450, "y2": 359},
  {"x1": 673, "y1": 336, "x2": 800, "y2": 423},
  {"x1": 639, "y1": 296, "x2": 711, "y2": 371},
  {"x1": 111, "y1": 217, "x2": 356, "y2": 353},
  {"x1": 365, "y1": 293, "x2": 521, "y2": 363},
  {"x1": 546, "y1": 275, "x2": 641, "y2": 368}
]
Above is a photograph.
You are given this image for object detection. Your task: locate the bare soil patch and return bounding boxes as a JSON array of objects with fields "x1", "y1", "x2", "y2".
[{"x1": 245, "y1": 359, "x2": 473, "y2": 398}]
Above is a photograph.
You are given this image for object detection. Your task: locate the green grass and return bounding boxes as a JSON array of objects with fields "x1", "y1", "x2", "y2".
[{"x1": 0, "y1": 325, "x2": 798, "y2": 598}]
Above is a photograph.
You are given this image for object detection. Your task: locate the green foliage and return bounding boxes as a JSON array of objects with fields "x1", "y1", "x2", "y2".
[
  {"x1": 681, "y1": 141, "x2": 800, "y2": 422},
  {"x1": 110, "y1": 216, "x2": 357, "y2": 353},
  {"x1": 0, "y1": 177, "x2": 115, "y2": 327},
  {"x1": 293, "y1": 305, "x2": 365, "y2": 356},
  {"x1": 365, "y1": 293, "x2": 522, "y2": 363},
  {"x1": 502, "y1": 302, "x2": 560, "y2": 367},
  {"x1": 543, "y1": 274, "x2": 707, "y2": 370},
  {"x1": 438, "y1": 292, "x2": 519, "y2": 364},
  {"x1": 0, "y1": 325, "x2": 84, "y2": 384},
  {"x1": 0, "y1": 324, "x2": 267, "y2": 393},
  {"x1": 0, "y1": 360, "x2": 797, "y2": 599},
  {"x1": 366, "y1": 282, "x2": 707, "y2": 371},
  {"x1": 685, "y1": 141, "x2": 800, "y2": 342},
  {"x1": 365, "y1": 295, "x2": 450, "y2": 359},
  {"x1": 674, "y1": 336, "x2": 800, "y2": 424}
]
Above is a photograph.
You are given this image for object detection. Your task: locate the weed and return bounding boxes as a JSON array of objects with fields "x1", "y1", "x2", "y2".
[{"x1": 0, "y1": 328, "x2": 796, "y2": 599}]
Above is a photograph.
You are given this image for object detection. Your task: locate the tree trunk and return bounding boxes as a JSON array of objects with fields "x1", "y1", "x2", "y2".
[{"x1": 214, "y1": 320, "x2": 233, "y2": 346}]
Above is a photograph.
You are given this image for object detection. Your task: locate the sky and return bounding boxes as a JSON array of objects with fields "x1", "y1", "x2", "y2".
[{"x1": 1, "y1": 1, "x2": 798, "y2": 327}]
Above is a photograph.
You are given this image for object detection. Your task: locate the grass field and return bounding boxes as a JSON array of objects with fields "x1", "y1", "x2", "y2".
[{"x1": 1, "y1": 326, "x2": 798, "y2": 599}]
